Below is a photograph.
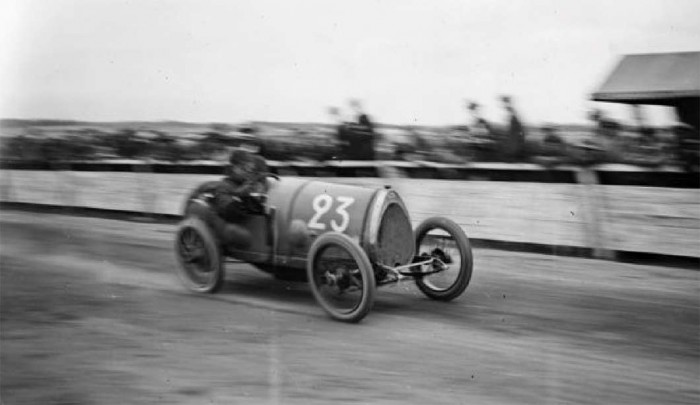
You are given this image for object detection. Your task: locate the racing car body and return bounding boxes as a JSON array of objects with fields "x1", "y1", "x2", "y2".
[{"x1": 175, "y1": 176, "x2": 473, "y2": 322}]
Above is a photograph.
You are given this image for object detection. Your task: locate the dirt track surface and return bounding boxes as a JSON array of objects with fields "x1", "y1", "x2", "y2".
[{"x1": 1, "y1": 209, "x2": 698, "y2": 404}]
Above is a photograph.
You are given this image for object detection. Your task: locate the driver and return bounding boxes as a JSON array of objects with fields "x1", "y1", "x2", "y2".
[
  {"x1": 193, "y1": 147, "x2": 269, "y2": 249},
  {"x1": 214, "y1": 148, "x2": 269, "y2": 221}
]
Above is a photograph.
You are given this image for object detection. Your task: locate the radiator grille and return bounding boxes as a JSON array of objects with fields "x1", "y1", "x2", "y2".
[{"x1": 376, "y1": 203, "x2": 414, "y2": 266}]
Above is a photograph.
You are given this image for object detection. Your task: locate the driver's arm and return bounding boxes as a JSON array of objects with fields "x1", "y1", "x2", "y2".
[
  {"x1": 213, "y1": 181, "x2": 246, "y2": 216},
  {"x1": 214, "y1": 179, "x2": 267, "y2": 219}
]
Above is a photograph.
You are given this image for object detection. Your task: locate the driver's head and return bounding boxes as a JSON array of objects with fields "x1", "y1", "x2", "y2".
[{"x1": 227, "y1": 148, "x2": 258, "y2": 182}]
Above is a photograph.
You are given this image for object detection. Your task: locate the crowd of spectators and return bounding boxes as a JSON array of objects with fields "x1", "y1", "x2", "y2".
[{"x1": 0, "y1": 98, "x2": 697, "y2": 171}]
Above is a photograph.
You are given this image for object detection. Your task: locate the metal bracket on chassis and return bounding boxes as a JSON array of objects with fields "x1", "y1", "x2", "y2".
[{"x1": 376, "y1": 256, "x2": 447, "y2": 286}]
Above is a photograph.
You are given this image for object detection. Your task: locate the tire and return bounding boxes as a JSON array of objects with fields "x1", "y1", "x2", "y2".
[
  {"x1": 306, "y1": 232, "x2": 376, "y2": 323},
  {"x1": 174, "y1": 217, "x2": 224, "y2": 293},
  {"x1": 414, "y1": 217, "x2": 473, "y2": 301}
]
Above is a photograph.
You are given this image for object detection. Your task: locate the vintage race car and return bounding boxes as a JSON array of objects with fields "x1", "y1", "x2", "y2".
[{"x1": 174, "y1": 174, "x2": 473, "y2": 322}]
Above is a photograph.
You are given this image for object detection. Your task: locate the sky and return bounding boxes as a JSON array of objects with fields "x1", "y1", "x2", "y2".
[{"x1": 1, "y1": 0, "x2": 698, "y2": 126}]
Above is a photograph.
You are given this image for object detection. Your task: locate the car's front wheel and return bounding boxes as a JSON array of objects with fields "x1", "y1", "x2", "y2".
[
  {"x1": 414, "y1": 217, "x2": 473, "y2": 301},
  {"x1": 307, "y1": 232, "x2": 376, "y2": 323}
]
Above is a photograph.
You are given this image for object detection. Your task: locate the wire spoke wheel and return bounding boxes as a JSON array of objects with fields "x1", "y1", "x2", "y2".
[
  {"x1": 414, "y1": 217, "x2": 473, "y2": 301},
  {"x1": 174, "y1": 218, "x2": 224, "y2": 293},
  {"x1": 307, "y1": 232, "x2": 375, "y2": 323}
]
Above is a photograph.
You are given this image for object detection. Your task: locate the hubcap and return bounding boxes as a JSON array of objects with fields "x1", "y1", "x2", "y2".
[
  {"x1": 314, "y1": 246, "x2": 364, "y2": 313},
  {"x1": 418, "y1": 232, "x2": 462, "y2": 292},
  {"x1": 178, "y1": 228, "x2": 213, "y2": 285}
]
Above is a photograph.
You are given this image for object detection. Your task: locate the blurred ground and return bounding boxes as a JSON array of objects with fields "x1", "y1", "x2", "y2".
[{"x1": 1, "y1": 209, "x2": 698, "y2": 404}]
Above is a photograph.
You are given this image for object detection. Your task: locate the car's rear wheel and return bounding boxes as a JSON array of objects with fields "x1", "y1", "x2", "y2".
[
  {"x1": 414, "y1": 217, "x2": 473, "y2": 301},
  {"x1": 307, "y1": 232, "x2": 376, "y2": 323},
  {"x1": 175, "y1": 217, "x2": 224, "y2": 293}
]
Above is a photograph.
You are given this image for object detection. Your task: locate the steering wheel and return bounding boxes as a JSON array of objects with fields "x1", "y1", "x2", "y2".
[
  {"x1": 248, "y1": 192, "x2": 266, "y2": 200},
  {"x1": 241, "y1": 192, "x2": 267, "y2": 215}
]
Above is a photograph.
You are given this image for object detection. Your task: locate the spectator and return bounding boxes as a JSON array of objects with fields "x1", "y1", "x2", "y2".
[
  {"x1": 349, "y1": 99, "x2": 375, "y2": 134},
  {"x1": 466, "y1": 100, "x2": 497, "y2": 160},
  {"x1": 673, "y1": 122, "x2": 700, "y2": 172},
  {"x1": 500, "y1": 95, "x2": 527, "y2": 161},
  {"x1": 589, "y1": 108, "x2": 620, "y2": 141},
  {"x1": 630, "y1": 104, "x2": 656, "y2": 146},
  {"x1": 543, "y1": 125, "x2": 564, "y2": 145},
  {"x1": 467, "y1": 101, "x2": 492, "y2": 137},
  {"x1": 343, "y1": 99, "x2": 376, "y2": 160},
  {"x1": 538, "y1": 124, "x2": 566, "y2": 166},
  {"x1": 588, "y1": 108, "x2": 622, "y2": 161},
  {"x1": 407, "y1": 127, "x2": 431, "y2": 160},
  {"x1": 328, "y1": 106, "x2": 349, "y2": 160}
]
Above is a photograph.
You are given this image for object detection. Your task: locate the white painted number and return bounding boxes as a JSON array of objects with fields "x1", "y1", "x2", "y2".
[
  {"x1": 308, "y1": 194, "x2": 355, "y2": 233},
  {"x1": 331, "y1": 196, "x2": 355, "y2": 232},
  {"x1": 308, "y1": 194, "x2": 333, "y2": 230}
]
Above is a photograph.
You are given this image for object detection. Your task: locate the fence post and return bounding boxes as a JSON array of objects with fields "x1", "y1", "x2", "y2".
[
  {"x1": 54, "y1": 161, "x2": 76, "y2": 208},
  {"x1": 575, "y1": 167, "x2": 616, "y2": 260},
  {"x1": 0, "y1": 169, "x2": 13, "y2": 202},
  {"x1": 377, "y1": 163, "x2": 406, "y2": 179},
  {"x1": 134, "y1": 162, "x2": 157, "y2": 217}
]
